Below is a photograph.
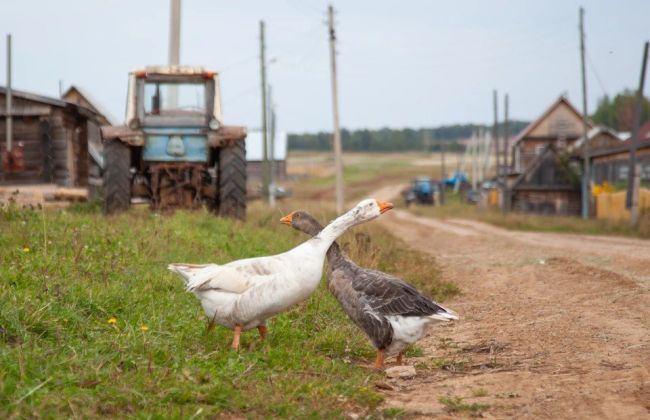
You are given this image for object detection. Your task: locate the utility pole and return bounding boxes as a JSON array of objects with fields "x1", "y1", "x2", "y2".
[
  {"x1": 503, "y1": 93, "x2": 510, "y2": 212},
  {"x1": 626, "y1": 41, "x2": 649, "y2": 227},
  {"x1": 493, "y1": 90, "x2": 499, "y2": 179},
  {"x1": 439, "y1": 133, "x2": 446, "y2": 205},
  {"x1": 6, "y1": 34, "x2": 12, "y2": 155},
  {"x1": 579, "y1": 6, "x2": 591, "y2": 219},
  {"x1": 260, "y1": 20, "x2": 270, "y2": 200},
  {"x1": 169, "y1": 0, "x2": 181, "y2": 65},
  {"x1": 328, "y1": 4, "x2": 344, "y2": 214},
  {"x1": 504, "y1": 94, "x2": 509, "y2": 168},
  {"x1": 268, "y1": 85, "x2": 277, "y2": 207},
  {"x1": 471, "y1": 130, "x2": 478, "y2": 191},
  {"x1": 168, "y1": 0, "x2": 181, "y2": 107}
]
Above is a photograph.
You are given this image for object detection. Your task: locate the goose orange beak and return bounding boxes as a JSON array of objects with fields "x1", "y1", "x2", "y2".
[
  {"x1": 280, "y1": 212, "x2": 295, "y2": 225},
  {"x1": 376, "y1": 200, "x2": 394, "y2": 214}
]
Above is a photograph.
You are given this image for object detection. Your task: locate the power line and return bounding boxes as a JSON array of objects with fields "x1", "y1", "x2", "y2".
[{"x1": 586, "y1": 50, "x2": 608, "y2": 96}]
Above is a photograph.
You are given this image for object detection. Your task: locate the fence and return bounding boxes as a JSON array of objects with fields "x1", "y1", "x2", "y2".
[{"x1": 595, "y1": 188, "x2": 650, "y2": 220}]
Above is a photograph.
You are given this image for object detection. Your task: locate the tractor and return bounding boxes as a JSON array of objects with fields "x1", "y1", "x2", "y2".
[{"x1": 100, "y1": 66, "x2": 247, "y2": 219}]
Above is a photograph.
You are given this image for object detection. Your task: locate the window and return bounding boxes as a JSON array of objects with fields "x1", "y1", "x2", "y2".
[
  {"x1": 535, "y1": 145, "x2": 545, "y2": 156},
  {"x1": 143, "y1": 82, "x2": 206, "y2": 116}
]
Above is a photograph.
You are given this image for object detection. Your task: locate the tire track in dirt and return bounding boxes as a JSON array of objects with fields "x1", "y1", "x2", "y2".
[{"x1": 369, "y1": 186, "x2": 650, "y2": 418}]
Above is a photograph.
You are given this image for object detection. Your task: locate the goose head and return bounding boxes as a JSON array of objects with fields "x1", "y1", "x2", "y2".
[
  {"x1": 281, "y1": 210, "x2": 323, "y2": 236},
  {"x1": 348, "y1": 198, "x2": 394, "y2": 223}
]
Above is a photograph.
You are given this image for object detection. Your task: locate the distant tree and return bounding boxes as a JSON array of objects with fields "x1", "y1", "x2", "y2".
[
  {"x1": 592, "y1": 89, "x2": 650, "y2": 132},
  {"x1": 287, "y1": 121, "x2": 529, "y2": 152}
]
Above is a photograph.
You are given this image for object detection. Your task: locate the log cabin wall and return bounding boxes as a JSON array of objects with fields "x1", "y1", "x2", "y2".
[{"x1": 0, "y1": 89, "x2": 92, "y2": 187}]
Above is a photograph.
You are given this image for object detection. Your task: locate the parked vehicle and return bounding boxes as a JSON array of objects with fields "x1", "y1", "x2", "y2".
[
  {"x1": 100, "y1": 66, "x2": 247, "y2": 219},
  {"x1": 403, "y1": 176, "x2": 439, "y2": 206}
]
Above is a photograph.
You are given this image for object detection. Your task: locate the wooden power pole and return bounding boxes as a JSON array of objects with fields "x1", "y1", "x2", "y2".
[
  {"x1": 268, "y1": 85, "x2": 277, "y2": 207},
  {"x1": 579, "y1": 6, "x2": 591, "y2": 219},
  {"x1": 6, "y1": 34, "x2": 12, "y2": 154},
  {"x1": 168, "y1": 0, "x2": 181, "y2": 65},
  {"x1": 626, "y1": 41, "x2": 649, "y2": 227},
  {"x1": 493, "y1": 90, "x2": 499, "y2": 179},
  {"x1": 260, "y1": 20, "x2": 270, "y2": 200},
  {"x1": 328, "y1": 4, "x2": 344, "y2": 214},
  {"x1": 504, "y1": 94, "x2": 509, "y2": 169}
]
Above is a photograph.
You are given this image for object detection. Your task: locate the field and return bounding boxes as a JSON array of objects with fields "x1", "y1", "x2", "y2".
[
  {"x1": 3, "y1": 151, "x2": 649, "y2": 418},
  {"x1": 0, "y1": 200, "x2": 456, "y2": 418}
]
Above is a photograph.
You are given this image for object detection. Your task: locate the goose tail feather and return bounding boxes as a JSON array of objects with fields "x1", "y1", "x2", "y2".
[{"x1": 429, "y1": 305, "x2": 459, "y2": 322}]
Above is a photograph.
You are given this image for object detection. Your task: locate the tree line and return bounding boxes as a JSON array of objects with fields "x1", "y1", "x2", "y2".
[
  {"x1": 591, "y1": 89, "x2": 650, "y2": 132},
  {"x1": 288, "y1": 122, "x2": 529, "y2": 152},
  {"x1": 288, "y1": 89, "x2": 650, "y2": 152}
]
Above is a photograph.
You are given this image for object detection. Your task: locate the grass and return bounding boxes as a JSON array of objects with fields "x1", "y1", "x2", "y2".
[
  {"x1": 0, "y1": 201, "x2": 456, "y2": 418},
  {"x1": 410, "y1": 192, "x2": 650, "y2": 239},
  {"x1": 438, "y1": 396, "x2": 489, "y2": 415}
]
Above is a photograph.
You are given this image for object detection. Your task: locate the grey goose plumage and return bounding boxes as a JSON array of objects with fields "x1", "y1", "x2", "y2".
[{"x1": 286, "y1": 211, "x2": 458, "y2": 368}]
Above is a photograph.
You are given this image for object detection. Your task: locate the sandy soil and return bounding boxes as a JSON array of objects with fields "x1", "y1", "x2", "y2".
[{"x1": 371, "y1": 185, "x2": 650, "y2": 418}]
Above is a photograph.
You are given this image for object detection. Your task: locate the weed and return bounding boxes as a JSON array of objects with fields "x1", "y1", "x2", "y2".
[
  {"x1": 472, "y1": 388, "x2": 489, "y2": 397},
  {"x1": 439, "y1": 396, "x2": 489, "y2": 414}
]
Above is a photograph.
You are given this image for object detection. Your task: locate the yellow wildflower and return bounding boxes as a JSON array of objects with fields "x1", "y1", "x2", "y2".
[
  {"x1": 22, "y1": 246, "x2": 30, "y2": 253},
  {"x1": 140, "y1": 325, "x2": 149, "y2": 332},
  {"x1": 107, "y1": 318, "x2": 117, "y2": 325}
]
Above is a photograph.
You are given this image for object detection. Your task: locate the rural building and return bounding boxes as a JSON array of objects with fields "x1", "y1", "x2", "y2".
[
  {"x1": 509, "y1": 144, "x2": 581, "y2": 215},
  {"x1": 512, "y1": 96, "x2": 592, "y2": 173},
  {"x1": 583, "y1": 122, "x2": 650, "y2": 186},
  {"x1": 61, "y1": 86, "x2": 116, "y2": 193},
  {"x1": 0, "y1": 86, "x2": 104, "y2": 187},
  {"x1": 245, "y1": 130, "x2": 288, "y2": 180}
]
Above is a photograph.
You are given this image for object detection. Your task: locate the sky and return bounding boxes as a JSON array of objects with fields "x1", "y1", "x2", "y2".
[{"x1": 0, "y1": 0, "x2": 649, "y2": 133}]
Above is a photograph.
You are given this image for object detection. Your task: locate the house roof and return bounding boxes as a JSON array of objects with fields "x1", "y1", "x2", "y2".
[
  {"x1": 572, "y1": 125, "x2": 623, "y2": 149},
  {"x1": 62, "y1": 85, "x2": 118, "y2": 125},
  {"x1": 513, "y1": 96, "x2": 592, "y2": 146},
  {"x1": 0, "y1": 86, "x2": 68, "y2": 108}
]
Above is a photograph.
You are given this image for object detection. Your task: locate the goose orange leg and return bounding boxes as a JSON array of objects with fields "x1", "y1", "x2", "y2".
[
  {"x1": 231, "y1": 325, "x2": 242, "y2": 351},
  {"x1": 396, "y1": 352, "x2": 405, "y2": 365},
  {"x1": 257, "y1": 325, "x2": 268, "y2": 340},
  {"x1": 374, "y1": 350, "x2": 385, "y2": 369}
]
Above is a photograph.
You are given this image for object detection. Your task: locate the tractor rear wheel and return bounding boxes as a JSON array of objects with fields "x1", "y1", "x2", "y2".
[
  {"x1": 218, "y1": 140, "x2": 246, "y2": 220},
  {"x1": 102, "y1": 139, "x2": 131, "y2": 214}
]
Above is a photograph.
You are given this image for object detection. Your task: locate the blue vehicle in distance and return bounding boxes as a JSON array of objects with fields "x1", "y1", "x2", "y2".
[
  {"x1": 100, "y1": 66, "x2": 247, "y2": 219},
  {"x1": 403, "y1": 176, "x2": 439, "y2": 206}
]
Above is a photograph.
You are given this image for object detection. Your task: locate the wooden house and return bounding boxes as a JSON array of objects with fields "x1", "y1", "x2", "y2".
[
  {"x1": 509, "y1": 144, "x2": 581, "y2": 215},
  {"x1": 0, "y1": 86, "x2": 102, "y2": 187},
  {"x1": 512, "y1": 96, "x2": 592, "y2": 173},
  {"x1": 583, "y1": 122, "x2": 650, "y2": 186}
]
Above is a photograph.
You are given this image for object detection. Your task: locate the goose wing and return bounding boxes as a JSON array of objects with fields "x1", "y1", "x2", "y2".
[
  {"x1": 168, "y1": 263, "x2": 258, "y2": 293},
  {"x1": 347, "y1": 264, "x2": 455, "y2": 318}
]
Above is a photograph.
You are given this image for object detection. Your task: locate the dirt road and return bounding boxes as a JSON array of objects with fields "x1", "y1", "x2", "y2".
[{"x1": 372, "y1": 186, "x2": 650, "y2": 418}]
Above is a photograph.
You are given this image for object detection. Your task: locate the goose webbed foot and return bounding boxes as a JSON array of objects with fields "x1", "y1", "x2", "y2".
[
  {"x1": 374, "y1": 349, "x2": 385, "y2": 369},
  {"x1": 257, "y1": 325, "x2": 267, "y2": 340},
  {"x1": 231, "y1": 325, "x2": 242, "y2": 351}
]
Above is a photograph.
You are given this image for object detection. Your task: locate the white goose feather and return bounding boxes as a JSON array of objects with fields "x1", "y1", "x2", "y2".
[{"x1": 168, "y1": 199, "x2": 391, "y2": 336}]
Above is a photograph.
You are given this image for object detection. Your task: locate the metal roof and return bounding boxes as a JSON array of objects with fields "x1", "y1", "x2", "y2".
[{"x1": 0, "y1": 86, "x2": 67, "y2": 107}]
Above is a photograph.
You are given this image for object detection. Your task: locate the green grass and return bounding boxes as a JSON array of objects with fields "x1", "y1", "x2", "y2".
[
  {"x1": 439, "y1": 396, "x2": 489, "y2": 415},
  {"x1": 0, "y1": 202, "x2": 455, "y2": 418},
  {"x1": 410, "y1": 192, "x2": 650, "y2": 239}
]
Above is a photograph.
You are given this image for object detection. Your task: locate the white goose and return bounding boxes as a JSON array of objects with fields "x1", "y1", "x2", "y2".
[{"x1": 168, "y1": 198, "x2": 394, "y2": 350}]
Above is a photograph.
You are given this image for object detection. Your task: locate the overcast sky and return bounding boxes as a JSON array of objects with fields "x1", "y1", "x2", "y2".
[{"x1": 1, "y1": 0, "x2": 648, "y2": 132}]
